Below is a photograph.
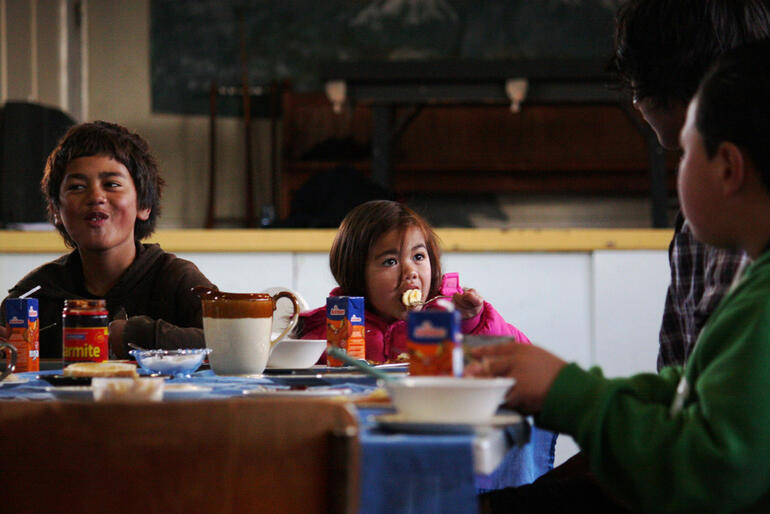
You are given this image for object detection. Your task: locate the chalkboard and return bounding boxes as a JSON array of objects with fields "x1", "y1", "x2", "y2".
[{"x1": 151, "y1": 0, "x2": 621, "y2": 116}]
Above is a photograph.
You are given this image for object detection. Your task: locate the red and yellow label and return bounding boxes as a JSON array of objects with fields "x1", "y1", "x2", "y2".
[
  {"x1": 6, "y1": 298, "x2": 39, "y2": 372},
  {"x1": 407, "y1": 310, "x2": 462, "y2": 376},
  {"x1": 326, "y1": 296, "x2": 366, "y2": 366},
  {"x1": 63, "y1": 327, "x2": 109, "y2": 362},
  {"x1": 407, "y1": 340, "x2": 455, "y2": 376},
  {"x1": 8, "y1": 321, "x2": 39, "y2": 372}
]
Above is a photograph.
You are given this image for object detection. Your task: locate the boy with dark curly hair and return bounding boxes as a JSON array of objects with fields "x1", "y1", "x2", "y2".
[{"x1": 1, "y1": 121, "x2": 215, "y2": 358}]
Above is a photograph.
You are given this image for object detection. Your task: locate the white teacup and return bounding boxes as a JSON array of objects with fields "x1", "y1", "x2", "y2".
[{"x1": 196, "y1": 288, "x2": 300, "y2": 375}]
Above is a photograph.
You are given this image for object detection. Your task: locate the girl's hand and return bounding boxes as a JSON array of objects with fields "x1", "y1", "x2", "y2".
[
  {"x1": 452, "y1": 289, "x2": 484, "y2": 320},
  {"x1": 464, "y1": 342, "x2": 567, "y2": 415}
]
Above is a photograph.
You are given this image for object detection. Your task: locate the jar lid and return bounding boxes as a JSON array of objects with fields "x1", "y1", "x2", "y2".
[{"x1": 64, "y1": 299, "x2": 107, "y2": 309}]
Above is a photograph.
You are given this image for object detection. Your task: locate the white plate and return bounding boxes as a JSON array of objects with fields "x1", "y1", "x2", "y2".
[
  {"x1": 374, "y1": 363, "x2": 409, "y2": 370},
  {"x1": 373, "y1": 412, "x2": 524, "y2": 434},
  {"x1": 243, "y1": 387, "x2": 353, "y2": 398},
  {"x1": 263, "y1": 364, "x2": 408, "y2": 375},
  {"x1": 45, "y1": 385, "x2": 94, "y2": 401},
  {"x1": 163, "y1": 384, "x2": 212, "y2": 399}
]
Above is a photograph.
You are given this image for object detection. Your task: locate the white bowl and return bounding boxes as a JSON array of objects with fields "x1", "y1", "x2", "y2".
[
  {"x1": 385, "y1": 376, "x2": 515, "y2": 423},
  {"x1": 267, "y1": 338, "x2": 326, "y2": 369}
]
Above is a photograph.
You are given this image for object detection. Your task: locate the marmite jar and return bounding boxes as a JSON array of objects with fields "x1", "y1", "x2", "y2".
[{"x1": 62, "y1": 299, "x2": 109, "y2": 363}]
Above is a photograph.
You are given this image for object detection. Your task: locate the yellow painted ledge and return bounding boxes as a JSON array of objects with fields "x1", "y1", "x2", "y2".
[{"x1": 0, "y1": 228, "x2": 673, "y2": 253}]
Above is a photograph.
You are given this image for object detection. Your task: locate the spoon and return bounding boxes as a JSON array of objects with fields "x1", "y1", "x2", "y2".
[
  {"x1": 405, "y1": 295, "x2": 453, "y2": 309},
  {"x1": 127, "y1": 342, "x2": 148, "y2": 352},
  {"x1": 326, "y1": 347, "x2": 395, "y2": 382},
  {"x1": 419, "y1": 296, "x2": 452, "y2": 308}
]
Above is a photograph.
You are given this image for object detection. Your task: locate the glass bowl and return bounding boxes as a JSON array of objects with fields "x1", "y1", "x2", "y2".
[{"x1": 129, "y1": 348, "x2": 212, "y2": 377}]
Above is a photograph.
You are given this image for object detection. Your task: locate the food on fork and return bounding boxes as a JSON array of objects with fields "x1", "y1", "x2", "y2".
[
  {"x1": 402, "y1": 289, "x2": 422, "y2": 307},
  {"x1": 62, "y1": 361, "x2": 139, "y2": 378}
]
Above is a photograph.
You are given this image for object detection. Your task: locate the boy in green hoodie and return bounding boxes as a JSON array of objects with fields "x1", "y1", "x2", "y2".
[
  {"x1": 0, "y1": 121, "x2": 215, "y2": 359},
  {"x1": 470, "y1": 39, "x2": 770, "y2": 513}
]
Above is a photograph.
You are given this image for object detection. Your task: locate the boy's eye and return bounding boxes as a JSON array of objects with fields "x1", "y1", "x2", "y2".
[
  {"x1": 64, "y1": 183, "x2": 85, "y2": 191},
  {"x1": 102, "y1": 176, "x2": 126, "y2": 188}
]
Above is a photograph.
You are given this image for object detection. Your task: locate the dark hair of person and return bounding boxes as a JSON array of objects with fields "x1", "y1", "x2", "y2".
[
  {"x1": 695, "y1": 38, "x2": 770, "y2": 192},
  {"x1": 329, "y1": 200, "x2": 443, "y2": 306},
  {"x1": 612, "y1": 0, "x2": 770, "y2": 108},
  {"x1": 41, "y1": 121, "x2": 164, "y2": 247}
]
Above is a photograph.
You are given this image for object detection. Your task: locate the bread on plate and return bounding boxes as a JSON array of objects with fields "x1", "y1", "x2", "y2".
[{"x1": 62, "y1": 361, "x2": 139, "y2": 378}]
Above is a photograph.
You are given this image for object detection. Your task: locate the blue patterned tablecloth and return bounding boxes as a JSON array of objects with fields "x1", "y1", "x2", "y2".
[{"x1": 1, "y1": 369, "x2": 554, "y2": 514}]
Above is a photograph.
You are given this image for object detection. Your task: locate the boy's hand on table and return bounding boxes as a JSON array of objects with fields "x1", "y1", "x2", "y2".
[
  {"x1": 465, "y1": 342, "x2": 567, "y2": 415},
  {"x1": 453, "y1": 289, "x2": 484, "y2": 320}
]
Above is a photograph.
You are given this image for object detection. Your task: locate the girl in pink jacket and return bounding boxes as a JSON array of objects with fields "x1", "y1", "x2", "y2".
[{"x1": 294, "y1": 200, "x2": 529, "y2": 363}]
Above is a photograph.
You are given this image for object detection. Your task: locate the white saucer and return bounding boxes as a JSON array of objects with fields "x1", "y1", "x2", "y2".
[
  {"x1": 373, "y1": 412, "x2": 524, "y2": 434},
  {"x1": 243, "y1": 387, "x2": 353, "y2": 398}
]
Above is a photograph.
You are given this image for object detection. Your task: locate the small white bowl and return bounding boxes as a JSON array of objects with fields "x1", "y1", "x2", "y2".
[
  {"x1": 385, "y1": 376, "x2": 515, "y2": 423},
  {"x1": 267, "y1": 338, "x2": 326, "y2": 369}
]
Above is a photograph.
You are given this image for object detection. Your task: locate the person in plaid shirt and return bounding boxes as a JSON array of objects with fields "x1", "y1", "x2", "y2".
[
  {"x1": 656, "y1": 214, "x2": 749, "y2": 369},
  {"x1": 613, "y1": 0, "x2": 766, "y2": 370}
]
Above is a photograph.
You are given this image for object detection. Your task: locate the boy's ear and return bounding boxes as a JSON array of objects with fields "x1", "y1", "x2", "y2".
[
  {"x1": 717, "y1": 141, "x2": 746, "y2": 196},
  {"x1": 137, "y1": 207, "x2": 151, "y2": 221}
]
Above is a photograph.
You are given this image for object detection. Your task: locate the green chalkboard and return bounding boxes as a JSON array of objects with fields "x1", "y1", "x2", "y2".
[{"x1": 151, "y1": 0, "x2": 620, "y2": 115}]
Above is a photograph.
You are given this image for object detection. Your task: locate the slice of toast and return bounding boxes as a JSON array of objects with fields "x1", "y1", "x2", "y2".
[{"x1": 62, "y1": 361, "x2": 139, "y2": 378}]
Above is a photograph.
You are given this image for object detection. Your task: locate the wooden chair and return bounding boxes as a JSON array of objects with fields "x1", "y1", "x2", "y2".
[
  {"x1": 0, "y1": 398, "x2": 359, "y2": 513},
  {"x1": 279, "y1": 89, "x2": 372, "y2": 219}
]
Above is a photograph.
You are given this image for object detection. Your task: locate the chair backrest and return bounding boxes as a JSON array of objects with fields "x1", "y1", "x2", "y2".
[
  {"x1": 281, "y1": 89, "x2": 371, "y2": 163},
  {"x1": 0, "y1": 398, "x2": 359, "y2": 513}
]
